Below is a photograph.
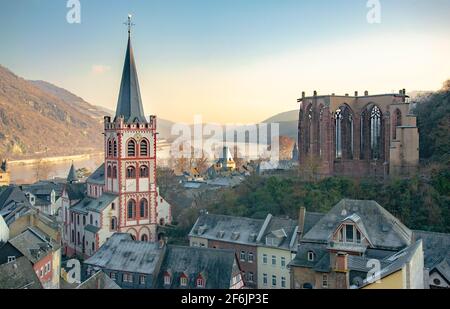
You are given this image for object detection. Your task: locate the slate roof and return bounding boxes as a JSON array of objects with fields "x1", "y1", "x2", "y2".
[
  {"x1": 67, "y1": 163, "x2": 78, "y2": 183},
  {"x1": 156, "y1": 245, "x2": 239, "y2": 289},
  {"x1": 0, "y1": 256, "x2": 43, "y2": 289},
  {"x1": 303, "y1": 212, "x2": 325, "y2": 235},
  {"x1": 65, "y1": 183, "x2": 86, "y2": 201},
  {"x1": 258, "y1": 215, "x2": 298, "y2": 250},
  {"x1": 84, "y1": 233, "x2": 162, "y2": 275},
  {"x1": 8, "y1": 227, "x2": 59, "y2": 264},
  {"x1": 0, "y1": 186, "x2": 32, "y2": 212},
  {"x1": 71, "y1": 192, "x2": 118, "y2": 214},
  {"x1": 413, "y1": 230, "x2": 450, "y2": 282},
  {"x1": 189, "y1": 213, "x2": 265, "y2": 246},
  {"x1": 22, "y1": 181, "x2": 64, "y2": 198},
  {"x1": 87, "y1": 164, "x2": 105, "y2": 185},
  {"x1": 77, "y1": 271, "x2": 121, "y2": 289},
  {"x1": 302, "y1": 199, "x2": 412, "y2": 250},
  {"x1": 289, "y1": 242, "x2": 329, "y2": 270},
  {"x1": 115, "y1": 36, "x2": 147, "y2": 123}
]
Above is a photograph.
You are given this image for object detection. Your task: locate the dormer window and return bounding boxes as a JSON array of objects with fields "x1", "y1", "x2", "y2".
[
  {"x1": 196, "y1": 277, "x2": 205, "y2": 288},
  {"x1": 180, "y1": 275, "x2": 188, "y2": 287},
  {"x1": 307, "y1": 251, "x2": 315, "y2": 262},
  {"x1": 337, "y1": 224, "x2": 362, "y2": 244},
  {"x1": 164, "y1": 274, "x2": 171, "y2": 285}
]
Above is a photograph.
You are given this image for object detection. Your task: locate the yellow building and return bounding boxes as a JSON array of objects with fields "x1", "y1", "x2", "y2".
[{"x1": 361, "y1": 240, "x2": 424, "y2": 289}]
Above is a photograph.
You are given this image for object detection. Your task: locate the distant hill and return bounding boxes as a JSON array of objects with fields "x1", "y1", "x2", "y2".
[
  {"x1": 0, "y1": 65, "x2": 179, "y2": 160},
  {"x1": 263, "y1": 110, "x2": 298, "y2": 141},
  {"x1": 29, "y1": 80, "x2": 114, "y2": 120},
  {"x1": 0, "y1": 65, "x2": 106, "y2": 160}
]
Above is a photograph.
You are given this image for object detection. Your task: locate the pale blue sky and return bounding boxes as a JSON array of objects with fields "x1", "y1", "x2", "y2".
[{"x1": 1, "y1": 0, "x2": 449, "y2": 122}]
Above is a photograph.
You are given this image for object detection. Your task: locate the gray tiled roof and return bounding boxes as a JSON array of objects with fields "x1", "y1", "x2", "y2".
[
  {"x1": 9, "y1": 228, "x2": 58, "y2": 264},
  {"x1": 258, "y1": 216, "x2": 298, "y2": 250},
  {"x1": 303, "y1": 212, "x2": 325, "y2": 235},
  {"x1": 289, "y1": 242, "x2": 329, "y2": 269},
  {"x1": 303, "y1": 199, "x2": 412, "y2": 250},
  {"x1": 77, "y1": 271, "x2": 121, "y2": 289},
  {"x1": 0, "y1": 186, "x2": 31, "y2": 211},
  {"x1": 156, "y1": 245, "x2": 238, "y2": 289},
  {"x1": 189, "y1": 213, "x2": 265, "y2": 246},
  {"x1": 71, "y1": 192, "x2": 118, "y2": 214},
  {"x1": 0, "y1": 256, "x2": 43, "y2": 289},
  {"x1": 65, "y1": 183, "x2": 86, "y2": 201},
  {"x1": 87, "y1": 164, "x2": 105, "y2": 185},
  {"x1": 84, "y1": 233, "x2": 162, "y2": 275}
]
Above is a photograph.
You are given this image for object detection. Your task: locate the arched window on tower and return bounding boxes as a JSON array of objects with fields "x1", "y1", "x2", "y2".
[
  {"x1": 112, "y1": 166, "x2": 117, "y2": 179},
  {"x1": 113, "y1": 140, "x2": 118, "y2": 157},
  {"x1": 141, "y1": 234, "x2": 148, "y2": 242},
  {"x1": 126, "y1": 166, "x2": 136, "y2": 178},
  {"x1": 370, "y1": 106, "x2": 382, "y2": 160},
  {"x1": 127, "y1": 139, "x2": 136, "y2": 157},
  {"x1": 393, "y1": 109, "x2": 402, "y2": 140},
  {"x1": 140, "y1": 139, "x2": 149, "y2": 157},
  {"x1": 140, "y1": 165, "x2": 149, "y2": 178},
  {"x1": 140, "y1": 198, "x2": 148, "y2": 218},
  {"x1": 108, "y1": 140, "x2": 113, "y2": 157},
  {"x1": 107, "y1": 165, "x2": 112, "y2": 178},
  {"x1": 127, "y1": 200, "x2": 136, "y2": 219}
]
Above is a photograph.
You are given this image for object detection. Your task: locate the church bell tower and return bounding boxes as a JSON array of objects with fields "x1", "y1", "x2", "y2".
[{"x1": 103, "y1": 15, "x2": 158, "y2": 242}]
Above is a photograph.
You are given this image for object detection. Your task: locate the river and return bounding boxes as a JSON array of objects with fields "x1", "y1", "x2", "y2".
[{"x1": 8, "y1": 141, "x2": 269, "y2": 184}]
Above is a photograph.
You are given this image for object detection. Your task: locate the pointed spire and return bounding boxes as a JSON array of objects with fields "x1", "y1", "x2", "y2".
[
  {"x1": 115, "y1": 15, "x2": 147, "y2": 124},
  {"x1": 67, "y1": 162, "x2": 78, "y2": 184}
]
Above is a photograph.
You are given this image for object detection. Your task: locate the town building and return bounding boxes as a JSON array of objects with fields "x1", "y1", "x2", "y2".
[
  {"x1": 83, "y1": 233, "x2": 243, "y2": 289},
  {"x1": 359, "y1": 240, "x2": 424, "y2": 289},
  {"x1": 8, "y1": 227, "x2": 61, "y2": 289},
  {"x1": 189, "y1": 214, "x2": 264, "y2": 288},
  {"x1": 0, "y1": 160, "x2": 9, "y2": 187},
  {"x1": 256, "y1": 215, "x2": 298, "y2": 289},
  {"x1": 156, "y1": 245, "x2": 244, "y2": 289},
  {"x1": 414, "y1": 230, "x2": 450, "y2": 289},
  {"x1": 61, "y1": 20, "x2": 172, "y2": 258},
  {"x1": 0, "y1": 186, "x2": 33, "y2": 224},
  {"x1": 297, "y1": 91, "x2": 419, "y2": 177},
  {"x1": 22, "y1": 180, "x2": 64, "y2": 216},
  {"x1": 0, "y1": 214, "x2": 8, "y2": 243},
  {"x1": 289, "y1": 199, "x2": 424, "y2": 289},
  {"x1": 0, "y1": 255, "x2": 42, "y2": 289},
  {"x1": 84, "y1": 233, "x2": 163, "y2": 289}
]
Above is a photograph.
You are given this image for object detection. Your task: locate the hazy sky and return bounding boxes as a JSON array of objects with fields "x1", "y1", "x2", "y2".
[{"x1": 1, "y1": 0, "x2": 450, "y2": 123}]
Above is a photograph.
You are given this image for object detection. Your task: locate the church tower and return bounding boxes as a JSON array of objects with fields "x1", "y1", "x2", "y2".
[{"x1": 103, "y1": 16, "x2": 158, "y2": 242}]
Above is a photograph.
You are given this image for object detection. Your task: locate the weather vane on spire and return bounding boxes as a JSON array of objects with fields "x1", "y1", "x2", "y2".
[{"x1": 124, "y1": 14, "x2": 135, "y2": 36}]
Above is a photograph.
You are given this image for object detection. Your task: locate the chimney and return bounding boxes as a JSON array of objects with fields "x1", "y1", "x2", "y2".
[
  {"x1": 302, "y1": 91, "x2": 305, "y2": 98},
  {"x1": 335, "y1": 252, "x2": 349, "y2": 273},
  {"x1": 298, "y1": 207, "x2": 306, "y2": 239},
  {"x1": 345, "y1": 93, "x2": 349, "y2": 97},
  {"x1": 364, "y1": 90, "x2": 369, "y2": 96},
  {"x1": 313, "y1": 90, "x2": 317, "y2": 97},
  {"x1": 354, "y1": 91, "x2": 358, "y2": 97}
]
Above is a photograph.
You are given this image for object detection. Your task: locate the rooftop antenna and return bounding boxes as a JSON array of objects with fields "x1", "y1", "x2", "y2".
[{"x1": 124, "y1": 14, "x2": 135, "y2": 37}]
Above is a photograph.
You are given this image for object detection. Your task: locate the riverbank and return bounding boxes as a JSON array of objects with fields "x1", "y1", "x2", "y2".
[{"x1": 8, "y1": 152, "x2": 104, "y2": 166}]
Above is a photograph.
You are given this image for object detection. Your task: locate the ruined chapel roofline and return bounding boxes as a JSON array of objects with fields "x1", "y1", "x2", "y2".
[{"x1": 297, "y1": 89, "x2": 409, "y2": 102}]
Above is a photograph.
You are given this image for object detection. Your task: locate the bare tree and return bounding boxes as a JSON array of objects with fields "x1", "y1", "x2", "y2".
[{"x1": 34, "y1": 159, "x2": 53, "y2": 181}]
